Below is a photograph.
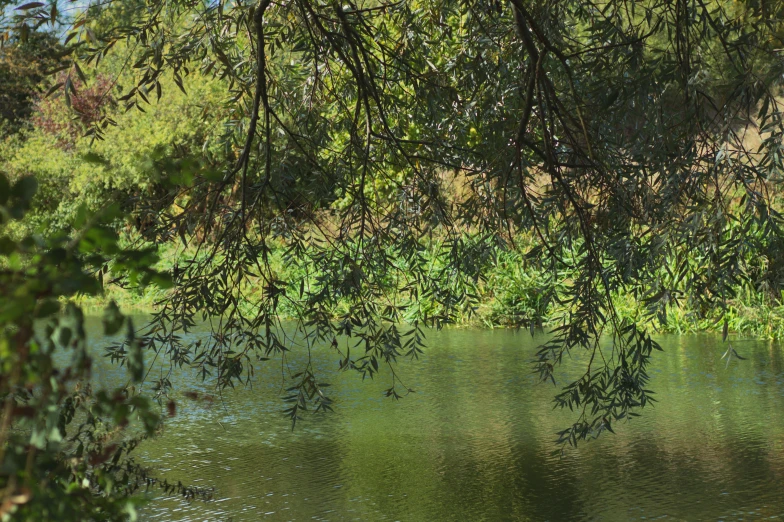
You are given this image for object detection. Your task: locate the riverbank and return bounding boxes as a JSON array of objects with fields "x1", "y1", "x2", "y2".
[{"x1": 76, "y1": 241, "x2": 784, "y2": 340}]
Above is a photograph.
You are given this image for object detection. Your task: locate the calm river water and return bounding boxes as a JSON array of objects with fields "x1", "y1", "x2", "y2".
[{"x1": 86, "y1": 323, "x2": 784, "y2": 521}]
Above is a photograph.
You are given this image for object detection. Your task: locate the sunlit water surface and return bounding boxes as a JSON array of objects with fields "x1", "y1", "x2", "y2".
[{"x1": 85, "y1": 322, "x2": 784, "y2": 521}]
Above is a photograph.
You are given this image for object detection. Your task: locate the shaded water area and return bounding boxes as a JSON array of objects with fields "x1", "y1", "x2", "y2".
[{"x1": 86, "y1": 322, "x2": 784, "y2": 520}]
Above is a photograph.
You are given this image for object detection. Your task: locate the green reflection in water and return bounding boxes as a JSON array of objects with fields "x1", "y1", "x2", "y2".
[{"x1": 85, "y1": 322, "x2": 784, "y2": 521}]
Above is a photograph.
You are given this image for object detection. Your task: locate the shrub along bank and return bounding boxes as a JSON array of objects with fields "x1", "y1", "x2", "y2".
[{"x1": 78, "y1": 238, "x2": 784, "y2": 341}]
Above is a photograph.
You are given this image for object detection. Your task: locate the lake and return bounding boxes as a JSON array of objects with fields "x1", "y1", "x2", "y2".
[{"x1": 86, "y1": 323, "x2": 784, "y2": 520}]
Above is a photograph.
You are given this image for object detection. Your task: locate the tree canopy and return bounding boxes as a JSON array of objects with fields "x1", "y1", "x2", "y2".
[{"x1": 4, "y1": 0, "x2": 784, "y2": 516}]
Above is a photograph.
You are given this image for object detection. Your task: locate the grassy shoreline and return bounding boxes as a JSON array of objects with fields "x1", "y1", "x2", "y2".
[{"x1": 77, "y1": 268, "x2": 784, "y2": 340}]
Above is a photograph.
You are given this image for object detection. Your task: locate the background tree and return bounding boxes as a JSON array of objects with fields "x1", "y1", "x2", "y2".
[{"x1": 0, "y1": 30, "x2": 65, "y2": 133}]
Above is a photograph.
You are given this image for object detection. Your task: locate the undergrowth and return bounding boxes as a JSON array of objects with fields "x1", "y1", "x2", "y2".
[{"x1": 76, "y1": 236, "x2": 784, "y2": 340}]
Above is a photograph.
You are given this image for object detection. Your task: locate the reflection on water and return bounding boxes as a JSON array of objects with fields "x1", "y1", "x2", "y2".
[{"x1": 85, "y1": 322, "x2": 784, "y2": 521}]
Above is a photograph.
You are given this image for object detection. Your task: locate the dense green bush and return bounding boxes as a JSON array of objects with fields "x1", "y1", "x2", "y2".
[
  {"x1": 0, "y1": 169, "x2": 210, "y2": 520},
  {"x1": 2, "y1": 61, "x2": 228, "y2": 232}
]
